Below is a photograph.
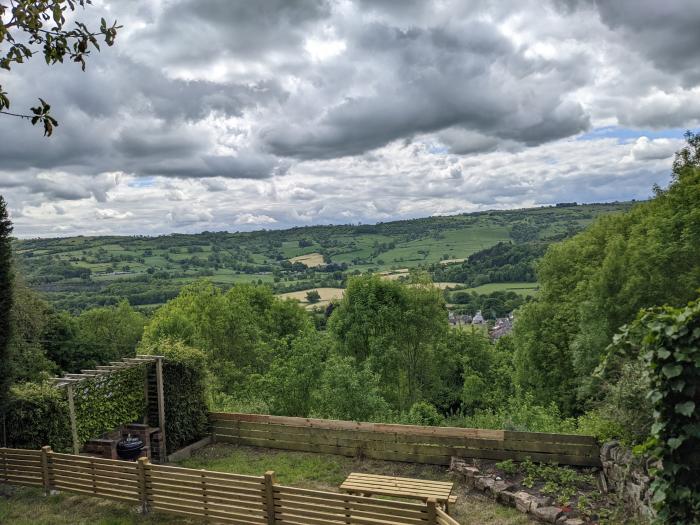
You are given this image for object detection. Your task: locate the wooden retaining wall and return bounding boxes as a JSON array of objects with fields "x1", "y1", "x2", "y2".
[
  {"x1": 0, "y1": 447, "x2": 449, "y2": 524},
  {"x1": 210, "y1": 413, "x2": 601, "y2": 467}
]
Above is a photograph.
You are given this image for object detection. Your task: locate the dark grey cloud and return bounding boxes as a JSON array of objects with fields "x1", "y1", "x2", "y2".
[
  {"x1": 137, "y1": 0, "x2": 330, "y2": 65},
  {"x1": 260, "y1": 20, "x2": 590, "y2": 159},
  {"x1": 590, "y1": 0, "x2": 700, "y2": 86},
  {"x1": 1, "y1": 0, "x2": 699, "y2": 237}
]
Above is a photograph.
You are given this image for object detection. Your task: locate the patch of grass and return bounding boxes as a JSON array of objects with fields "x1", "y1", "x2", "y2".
[
  {"x1": 1, "y1": 445, "x2": 532, "y2": 525},
  {"x1": 181, "y1": 444, "x2": 532, "y2": 524},
  {"x1": 0, "y1": 485, "x2": 195, "y2": 525}
]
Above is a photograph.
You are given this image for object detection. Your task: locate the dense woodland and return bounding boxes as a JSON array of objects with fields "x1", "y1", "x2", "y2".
[{"x1": 1, "y1": 135, "x2": 699, "y2": 456}]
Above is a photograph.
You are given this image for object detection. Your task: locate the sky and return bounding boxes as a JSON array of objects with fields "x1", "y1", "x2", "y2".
[{"x1": 1, "y1": 0, "x2": 699, "y2": 238}]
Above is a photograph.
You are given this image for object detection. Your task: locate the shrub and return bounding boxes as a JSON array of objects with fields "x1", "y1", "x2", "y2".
[
  {"x1": 577, "y1": 359, "x2": 653, "y2": 445},
  {"x1": 310, "y1": 354, "x2": 390, "y2": 422},
  {"x1": 405, "y1": 402, "x2": 444, "y2": 427},
  {"x1": 4, "y1": 382, "x2": 71, "y2": 451},
  {"x1": 451, "y1": 391, "x2": 577, "y2": 434},
  {"x1": 141, "y1": 339, "x2": 209, "y2": 452}
]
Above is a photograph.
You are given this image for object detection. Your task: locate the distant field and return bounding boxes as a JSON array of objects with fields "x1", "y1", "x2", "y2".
[
  {"x1": 278, "y1": 287, "x2": 345, "y2": 308},
  {"x1": 378, "y1": 268, "x2": 409, "y2": 280},
  {"x1": 13, "y1": 202, "x2": 632, "y2": 311},
  {"x1": 458, "y1": 282, "x2": 539, "y2": 296},
  {"x1": 433, "y1": 282, "x2": 464, "y2": 290},
  {"x1": 289, "y1": 252, "x2": 325, "y2": 267}
]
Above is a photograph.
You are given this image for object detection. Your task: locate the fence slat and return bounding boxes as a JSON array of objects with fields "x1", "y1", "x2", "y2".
[{"x1": 1, "y1": 447, "x2": 443, "y2": 524}]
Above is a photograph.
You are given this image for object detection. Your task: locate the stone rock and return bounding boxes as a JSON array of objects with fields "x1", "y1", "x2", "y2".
[
  {"x1": 489, "y1": 479, "x2": 510, "y2": 496},
  {"x1": 497, "y1": 490, "x2": 516, "y2": 506},
  {"x1": 514, "y1": 491, "x2": 535, "y2": 513},
  {"x1": 475, "y1": 476, "x2": 495, "y2": 492},
  {"x1": 532, "y1": 506, "x2": 563, "y2": 524},
  {"x1": 563, "y1": 519, "x2": 585, "y2": 525}
]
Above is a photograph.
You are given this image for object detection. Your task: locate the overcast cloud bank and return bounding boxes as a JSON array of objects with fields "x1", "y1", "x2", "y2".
[{"x1": 1, "y1": 0, "x2": 699, "y2": 237}]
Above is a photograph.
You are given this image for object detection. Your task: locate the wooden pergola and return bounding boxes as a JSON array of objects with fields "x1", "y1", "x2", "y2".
[{"x1": 50, "y1": 354, "x2": 166, "y2": 460}]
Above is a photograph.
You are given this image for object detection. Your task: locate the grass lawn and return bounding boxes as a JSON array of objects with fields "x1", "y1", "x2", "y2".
[
  {"x1": 0, "y1": 444, "x2": 532, "y2": 525},
  {"x1": 179, "y1": 444, "x2": 532, "y2": 525}
]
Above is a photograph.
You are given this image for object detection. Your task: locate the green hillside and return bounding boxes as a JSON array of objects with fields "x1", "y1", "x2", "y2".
[{"x1": 13, "y1": 202, "x2": 633, "y2": 312}]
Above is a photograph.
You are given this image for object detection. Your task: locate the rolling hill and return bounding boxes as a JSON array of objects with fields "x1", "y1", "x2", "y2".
[{"x1": 13, "y1": 202, "x2": 634, "y2": 312}]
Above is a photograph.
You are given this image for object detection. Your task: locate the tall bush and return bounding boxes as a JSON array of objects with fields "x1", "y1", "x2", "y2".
[
  {"x1": 141, "y1": 339, "x2": 209, "y2": 452},
  {"x1": 4, "y1": 382, "x2": 71, "y2": 451}
]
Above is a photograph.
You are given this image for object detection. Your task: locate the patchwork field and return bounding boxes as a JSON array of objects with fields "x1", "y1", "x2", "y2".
[
  {"x1": 289, "y1": 252, "x2": 325, "y2": 267},
  {"x1": 12, "y1": 202, "x2": 632, "y2": 311}
]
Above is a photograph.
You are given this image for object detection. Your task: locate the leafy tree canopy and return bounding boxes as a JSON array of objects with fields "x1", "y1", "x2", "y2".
[{"x1": 0, "y1": 0, "x2": 119, "y2": 135}]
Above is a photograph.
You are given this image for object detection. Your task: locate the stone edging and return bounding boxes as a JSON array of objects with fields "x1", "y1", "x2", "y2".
[{"x1": 450, "y1": 457, "x2": 585, "y2": 524}]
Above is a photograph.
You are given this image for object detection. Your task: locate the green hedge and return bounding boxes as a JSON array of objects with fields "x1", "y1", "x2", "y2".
[
  {"x1": 73, "y1": 364, "x2": 147, "y2": 444},
  {"x1": 5, "y1": 366, "x2": 147, "y2": 451},
  {"x1": 4, "y1": 382, "x2": 72, "y2": 451},
  {"x1": 141, "y1": 339, "x2": 209, "y2": 452}
]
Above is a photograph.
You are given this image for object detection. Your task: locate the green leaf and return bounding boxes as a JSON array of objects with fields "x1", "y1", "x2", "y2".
[
  {"x1": 662, "y1": 363, "x2": 683, "y2": 378},
  {"x1": 675, "y1": 401, "x2": 695, "y2": 417},
  {"x1": 656, "y1": 348, "x2": 671, "y2": 359},
  {"x1": 651, "y1": 422, "x2": 665, "y2": 435},
  {"x1": 667, "y1": 437, "x2": 684, "y2": 450}
]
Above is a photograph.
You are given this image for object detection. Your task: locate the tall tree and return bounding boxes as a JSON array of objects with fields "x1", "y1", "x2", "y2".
[
  {"x1": 0, "y1": 195, "x2": 14, "y2": 411},
  {"x1": 0, "y1": 0, "x2": 119, "y2": 135}
]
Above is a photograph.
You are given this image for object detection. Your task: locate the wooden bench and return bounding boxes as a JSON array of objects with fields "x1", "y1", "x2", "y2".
[{"x1": 340, "y1": 472, "x2": 457, "y2": 513}]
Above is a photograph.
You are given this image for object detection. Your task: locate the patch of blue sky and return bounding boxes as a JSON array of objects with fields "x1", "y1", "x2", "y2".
[
  {"x1": 427, "y1": 143, "x2": 449, "y2": 154},
  {"x1": 127, "y1": 176, "x2": 156, "y2": 188},
  {"x1": 576, "y1": 126, "x2": 696, "y2": 142}
]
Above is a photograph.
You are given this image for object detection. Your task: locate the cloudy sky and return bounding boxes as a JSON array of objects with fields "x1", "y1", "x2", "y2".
[{"x1": 1, "y1": 0, "x2": 699, "y2": 237}]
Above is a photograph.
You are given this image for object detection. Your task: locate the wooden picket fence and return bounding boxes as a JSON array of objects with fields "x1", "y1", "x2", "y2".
[
  {"x1": 0, "y1": 447, "x2": 459, "y2": 525},
  {"x1": 210, "y1": 413, "x2": 601, "y2": 467}
]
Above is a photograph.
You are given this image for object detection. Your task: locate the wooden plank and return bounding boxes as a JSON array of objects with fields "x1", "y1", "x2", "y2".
[
  {"x1": 272, "y1": 492, "x2": 428, "y2": 519},
  {"x1": 156, "y1": 357, "x2": 167, "y2": 461},
  {"x1": 66, "y1": 384, "x2": 80, "y2": 455},
  {"x1": 503, "y1": 430, "x2": 598, "y2": 446},
  {"x1": 216, "y1": 422, "x2": 599, "y2": 458},
  {"x1": 210, "y1": 413, "x2": 503, "y2": 440}
]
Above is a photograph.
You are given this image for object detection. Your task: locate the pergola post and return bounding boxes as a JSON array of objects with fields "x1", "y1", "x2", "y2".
[
  {"x1": 155, "y1": 357, "x2": 167, "y2": 462},
  {"x1": 66, "y1": 384, "x2": 80, "y2": 455}
]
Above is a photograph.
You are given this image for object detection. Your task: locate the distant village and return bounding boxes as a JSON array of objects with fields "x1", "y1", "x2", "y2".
[{"x1": 448, "y1": 310, "x2": 514, "y2": 340}]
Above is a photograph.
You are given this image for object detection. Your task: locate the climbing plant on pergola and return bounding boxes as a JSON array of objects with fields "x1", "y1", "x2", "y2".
[{"x1": 51, "y1": 355, "x2": 167, "y2": 460}]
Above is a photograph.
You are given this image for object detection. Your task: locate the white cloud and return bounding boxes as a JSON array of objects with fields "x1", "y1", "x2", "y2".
[
  {"x1": 234, "y1": 213, "x2": 278, "y2": 225},
  {"x1": 95, "y1": 209, "x2": 134, "y2": 220},
  {"x1": 0, "y1": 0, "x2": 698, "y2": 237}
]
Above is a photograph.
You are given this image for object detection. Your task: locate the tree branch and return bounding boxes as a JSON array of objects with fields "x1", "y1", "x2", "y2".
[{"x1": 0, "y1": 109, "x2": 32, "y2": 119}]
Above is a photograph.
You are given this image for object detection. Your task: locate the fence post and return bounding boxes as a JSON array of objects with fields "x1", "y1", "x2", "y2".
[
  {"x1": 426, "y1": 497, "x2": 437, "y2": 524},
  {"x1": 40, "y1": 446, "x2": 52, "y2": 496},
  {"x1": 155, "y1": 357, "x2": 167, "y2": 462},
  {"x1": 264, "y1": 470, "x2": 277, "y2": 525},
  {"x1": 137, "y1": 456, "x2": 150, "y2": 514}
]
